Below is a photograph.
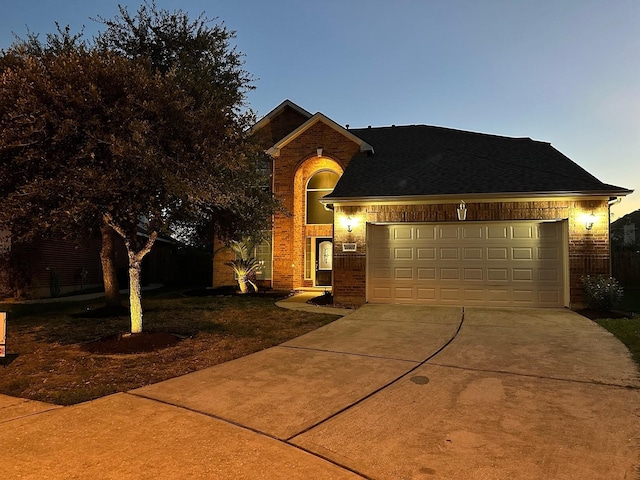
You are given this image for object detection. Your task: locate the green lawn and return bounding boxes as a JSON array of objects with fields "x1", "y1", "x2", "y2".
[{"x1": 594, "y1": 286, "x2": 640, "y2": 366}]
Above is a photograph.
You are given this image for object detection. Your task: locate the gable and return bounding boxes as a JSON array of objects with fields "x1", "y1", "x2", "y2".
[
  {"x1": 267, "y1": 112, "x2": 374, "y2": 158},
  {"x1": 324, "y1": 125, "x2": 632, "y2": 201},
  {"x1": 250, "y1": 100, "x2": 312, "y2": 146}
]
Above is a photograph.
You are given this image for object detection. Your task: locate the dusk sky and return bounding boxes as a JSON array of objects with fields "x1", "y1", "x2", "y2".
[{"x1": 2, "y1": 0, "x2": 638, "y2": 219}]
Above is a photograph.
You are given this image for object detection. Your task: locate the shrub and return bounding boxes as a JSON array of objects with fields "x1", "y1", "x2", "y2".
[{"x1": 581, "y1": 275, "x2": 624, "y2": 312}]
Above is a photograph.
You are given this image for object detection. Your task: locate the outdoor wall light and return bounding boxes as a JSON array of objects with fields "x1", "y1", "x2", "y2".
[
  {"x1": 585, "y1": 212, "x2": 596, "y2": 231},
  {"x1": 456, "y1": 201, "x2": 467, "y2": 221},
  {"x1": 317, "y1": 147, "x2": 323, "y2": 157},
  {"x1": 341, "y1": 215, "x2": 357, "y2": 233}
]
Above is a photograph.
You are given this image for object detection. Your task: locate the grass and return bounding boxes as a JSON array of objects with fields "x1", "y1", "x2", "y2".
[
  {"x1": 0, "y1": 288, "x2": 340, "y2": 405},
  {"x1": 591, "y1": 286, "x2": 640, "y2": 366}
]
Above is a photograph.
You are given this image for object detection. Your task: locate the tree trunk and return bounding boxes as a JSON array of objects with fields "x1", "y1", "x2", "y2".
[
  {"x1": 103, "y1": 214, "x2": 157, "y2": 334},
  {"x1": 128, "y1": 256, "x2": 143, "y2": 334},
  {"x1": 237, "y1": 274, "x2": 248, "y2": 294},
  {"x1": 100, "y1": 225, "x2": 121, "y2": 307}
]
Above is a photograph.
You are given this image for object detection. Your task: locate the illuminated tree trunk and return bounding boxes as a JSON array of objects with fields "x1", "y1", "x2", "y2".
[
  {"x1": 100, "y1": 225, "x2": 122, "y2": 307},
  {"x1": 128, "y1": 256, "x2": 143, "y2": 334},
  {"x1": 105, "y1": 214, "x2": 156, "y2": 334}
]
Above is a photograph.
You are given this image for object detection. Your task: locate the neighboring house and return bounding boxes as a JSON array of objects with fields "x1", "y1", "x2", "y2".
[
  {"x1": 611, "y1": 209, "x2": 640, "y2": 251},
  {"x1": 611, "y1": 209, "x2": 640, "y2": 287},
  {"x1": 213, "y1": 100, "x2": 632, "y2": 308}
]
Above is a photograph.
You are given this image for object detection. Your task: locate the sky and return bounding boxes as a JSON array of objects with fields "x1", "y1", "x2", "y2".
[{"x1": 1, "y1": 0, "x2": 639, "y2": 219}]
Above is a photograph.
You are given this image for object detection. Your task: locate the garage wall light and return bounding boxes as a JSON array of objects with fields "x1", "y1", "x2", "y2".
[
  {"x1": 456, "y1": 201, "x2": 467, "y2": 221},
  {"x1": 585, "y1": 212, "x2": 596, "y2": 231}
]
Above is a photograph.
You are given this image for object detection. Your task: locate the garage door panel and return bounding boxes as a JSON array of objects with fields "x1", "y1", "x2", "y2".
[
  {"x1": 371, "y1": 247, "x2": 391, "y2": 260},
  {"x1": 488, "y1": 289, "x2": 510, "y2": 303},
  {"x1": 394, "y1": 248, "x2": 413, "y2": 260},
  {"x1": 513, "y1": 269, "x2": 533, "y2": 281},
  {"x1": 512, "y1": 248, "x2": 533, "y2": 260},
  {"x1": 367, "y1": 222, "x2": 565, "y2": 307},
  {"x1": 439, "y1": 226, "x2": 460, "y2": 240},
  {"x1": 416, "y1": 226, "x2": 436, "y2": 239},
  {"x1": 440, "y1": 248, "x2": 459, "y2": 260},
  {"x1": 394, "y1": 267, "x2": 414, "y2": 279},
  {"x1": 487, "y1": 248, "x2": 508, "y2": 260},
  {"x1": 463, "y1": 247, "x2": 483, "y2": 260},
  {"x1": 538, "y1": 223, "x2": 561, "y2": 239},
  {"x1": 487, "y1": 268, "x2": 508, "y2": 281},
  {"x1": 371, "y1": 267, "x2": 391, "y2": 279},
  {"x1": 440, "y1": 288, "x2": 461, "y2": 301},
  {"x1": 417, "y1": 288, "x2": 436, "y2": 300},
  {"x1": 417, "y1": 248, "x2": 436, "y2": 259},
  {"x1": 538, "y1": 268, "x2": 560, "y2": 282},
  {"x1": 487, "y1": 226, "x2": 508, "y2": 239},
  {"x1": 394, "y1": 287, "x2": 413, "y2": 299},
  {"x1": 539, "y1": 290, "x2": 561, "y2": 304},
  {"x1": 463, "y1": 289, "x2": 484, "y2": 301},
  {"x1": 513, "y1": 290, "x2": 535, "y2": 303},
  {"x1": 394, "y1": 227, "x2": 413, "y2": 240},
  {"x1": 440, "y1": 268, "x2": 460, "y2": 280},
  {"x1": 462, "y1": 226, "x2": 484, "y2": 239},
  {"x1": 417, "y1": 268, "x2": 436, "y2": 280},
  {"x1": 463, "y1": 268, "x2": 483, "y2": 281},
  {"x1": 538, "y1": 247, "x2": 559, "y2": 260},
  {"x1": 512, "y1": 225, "x2": 534, "y2": 239}
]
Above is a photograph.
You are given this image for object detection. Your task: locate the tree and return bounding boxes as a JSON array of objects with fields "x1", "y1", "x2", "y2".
[
  {"x1": 95, "y1": 1, "x2": 278, "y2": 268},
  {"x1": 1, "y1": 25, "x2": 123, "y2": 308},
  {"x1": 0, "y1": 48, "x2": 260, "y2": 333},
  {"x1": 226, "y1": 238, "x2": 260, "y2": 294},
  {"x1": 1, "y1": 4, "x2": 275, "y2": 333}
]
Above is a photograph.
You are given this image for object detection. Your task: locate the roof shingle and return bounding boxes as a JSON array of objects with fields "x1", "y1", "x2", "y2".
[{"x1": 324, "y1": 125, "x2": 630, "y2": 200}]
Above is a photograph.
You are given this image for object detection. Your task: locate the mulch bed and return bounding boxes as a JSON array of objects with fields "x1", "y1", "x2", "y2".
[
  {"x1": 183, "y1": 286, "x2": 288, "y2": 299},
  {"x1": 82, "y1": 331, "x2": 182, "y2": 354}
]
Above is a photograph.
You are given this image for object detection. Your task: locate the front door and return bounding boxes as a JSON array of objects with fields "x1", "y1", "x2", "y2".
[{"x1": 315, "y1": 237, "x2": 333, "y2": 287}]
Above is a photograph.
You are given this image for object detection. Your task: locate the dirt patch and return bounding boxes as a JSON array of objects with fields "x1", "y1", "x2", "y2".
[{"x1": 82, "y1": 331, "x2": 182, "y2": 354}]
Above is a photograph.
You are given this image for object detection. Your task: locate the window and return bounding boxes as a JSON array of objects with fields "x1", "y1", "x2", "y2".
[
  {"x1": 254, "y1": 232, "x2": 272, "y2": 280},
  {"x1": 306, "y1": 170, "x2": 338, "y2": 225},
  {"x1": 304, "y1": 237, "x2": 312, "y2": 279}
]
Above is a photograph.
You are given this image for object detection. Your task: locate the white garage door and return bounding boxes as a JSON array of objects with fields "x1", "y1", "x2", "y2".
[{"x1": 367, "y1": 221, "x2": 566, "y2": 307}]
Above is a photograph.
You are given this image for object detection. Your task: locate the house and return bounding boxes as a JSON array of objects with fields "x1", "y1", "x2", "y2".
[
  {"x1": 611, "y1": 209, "x2": 640, "y2": 287},
  {"x1": 213, "y1": 100, "x2": 632, "y2": 308}
]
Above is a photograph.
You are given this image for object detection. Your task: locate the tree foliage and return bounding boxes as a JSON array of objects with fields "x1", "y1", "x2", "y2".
[{"x1": 0, "y1": 3, "x2": 275, "y2": 332}]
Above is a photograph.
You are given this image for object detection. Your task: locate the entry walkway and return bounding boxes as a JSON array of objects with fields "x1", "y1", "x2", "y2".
[{"x1": 1, "y1": 304, "x2": 638, "y2": 479}]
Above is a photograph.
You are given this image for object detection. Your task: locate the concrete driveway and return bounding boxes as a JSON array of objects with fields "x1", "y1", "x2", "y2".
[{"x1": 1, "y1": 305, "x2": 639, "y2": 479}]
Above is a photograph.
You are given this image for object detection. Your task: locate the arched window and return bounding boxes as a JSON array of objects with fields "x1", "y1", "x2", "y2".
[{"x1": 306, "y1": 170, "x2": 339, "y2": 225}]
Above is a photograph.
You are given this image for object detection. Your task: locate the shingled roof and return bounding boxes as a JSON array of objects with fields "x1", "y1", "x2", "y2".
[{"x1": 323, "y1": 125, "x2": 631, "y2": 201}]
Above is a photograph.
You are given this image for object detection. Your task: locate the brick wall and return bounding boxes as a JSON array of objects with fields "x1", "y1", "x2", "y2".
[
  {"x1": 253, "y1": 105, "x2": 310, "y2": 146},
  {"x1": 271, "y1": 121, "x2": 361, "y2": 290}
]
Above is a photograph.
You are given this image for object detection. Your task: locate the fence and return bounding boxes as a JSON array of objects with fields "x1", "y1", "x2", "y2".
[{"x1": 612, "y1": 251, "x2": 640, "y2": 287}]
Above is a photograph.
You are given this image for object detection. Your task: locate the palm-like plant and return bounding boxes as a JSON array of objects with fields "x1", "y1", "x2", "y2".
[{"x1": 226, "y1": 239, "x2": 260, "y2": 294}]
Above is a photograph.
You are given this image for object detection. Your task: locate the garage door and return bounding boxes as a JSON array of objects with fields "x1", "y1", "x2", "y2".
[{"x1": 367, "y1": 221, "x2": 566, "y2": 307}]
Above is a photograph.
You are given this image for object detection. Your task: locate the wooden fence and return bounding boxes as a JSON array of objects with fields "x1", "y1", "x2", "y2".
[{"x1": 612, "y1": 251, "x2": 640, "y2": 287}]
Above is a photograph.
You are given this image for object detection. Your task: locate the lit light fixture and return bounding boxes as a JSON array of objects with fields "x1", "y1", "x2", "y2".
[
  {"x1": 317, "y1": 147, "x2": 323, "y2": 157},
  {"x1": 456, "y1": 201, "x2": 467, "y2": 221},
  {"x1": 341, "y1": 214, "x2": 357, "y2": 233},
  {"x1": 585, "y1": 212, "x2": 596, "y2": 231}
]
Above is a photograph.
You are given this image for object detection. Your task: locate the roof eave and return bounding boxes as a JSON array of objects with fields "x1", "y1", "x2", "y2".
[{"x1": 321, "y1": 189, "x2": 633, "y2": 205}]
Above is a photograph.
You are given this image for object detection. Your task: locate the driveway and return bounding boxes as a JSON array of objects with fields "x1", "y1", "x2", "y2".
[{"x1": 1, "y1": 305, "x2": 639, "y2": 479}]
